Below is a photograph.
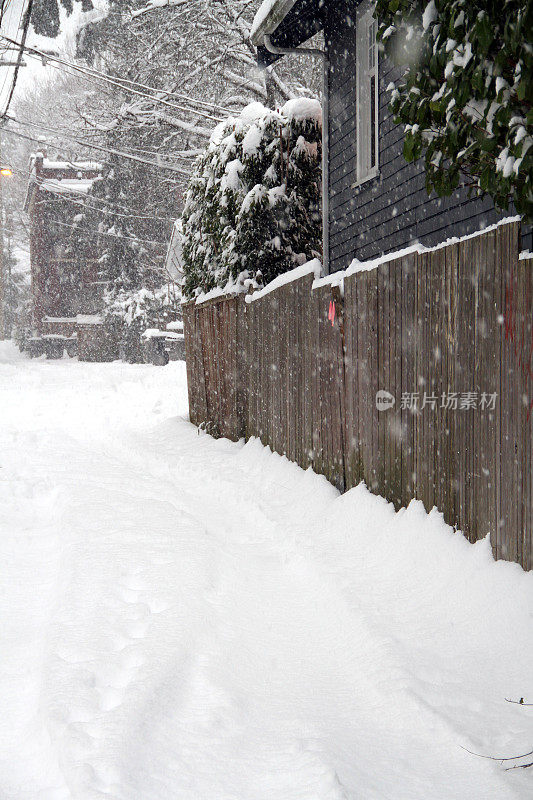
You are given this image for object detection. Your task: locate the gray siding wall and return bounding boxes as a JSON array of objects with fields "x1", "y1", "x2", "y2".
[{"x1": 324, "y1": 1, "x2": 525, "y2": 273}]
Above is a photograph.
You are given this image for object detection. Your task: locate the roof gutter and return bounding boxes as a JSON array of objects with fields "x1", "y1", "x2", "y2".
[
  {"x1": 263, "y1": 34, "x2": 330, "y2": 274},
  {"x1": 250, "y1": 0, "x2": 300, "y2": 46}
]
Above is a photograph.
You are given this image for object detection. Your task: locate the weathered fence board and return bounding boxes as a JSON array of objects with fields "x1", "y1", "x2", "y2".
[{"x1": 183, "y1": 221, "x2": 532, "y2": 571}]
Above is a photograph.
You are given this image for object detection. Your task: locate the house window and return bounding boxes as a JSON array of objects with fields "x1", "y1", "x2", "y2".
[{"x1": 356, "y1": 1, "x2": 379, "y2": 184}]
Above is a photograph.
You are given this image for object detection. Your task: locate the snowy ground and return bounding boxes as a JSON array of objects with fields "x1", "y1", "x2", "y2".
[{"x1": 1, "y1": 340, "x2": 532, "y2": 800}]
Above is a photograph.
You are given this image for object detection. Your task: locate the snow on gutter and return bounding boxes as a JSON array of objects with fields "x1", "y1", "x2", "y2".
[{"x1": 250, "y1": 0, "x2": 300, "y2": 45}]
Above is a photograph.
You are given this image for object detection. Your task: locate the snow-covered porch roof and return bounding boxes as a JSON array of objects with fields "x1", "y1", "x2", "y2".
[
  {"x1": 23, "y1": 158, "x2": 102, "y2": 214},
  {"x1": 251, "y1": 0, "x2": 325, "y2": 67}
]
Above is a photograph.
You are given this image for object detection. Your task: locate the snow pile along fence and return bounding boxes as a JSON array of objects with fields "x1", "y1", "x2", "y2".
[{"x1": 183, "y1": 220, "x2": 532, "y2": 570}]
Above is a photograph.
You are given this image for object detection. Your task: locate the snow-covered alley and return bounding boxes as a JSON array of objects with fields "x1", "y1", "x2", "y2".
[{"x1": 1, "y1": 341, "x2": 532, "y2": 800}]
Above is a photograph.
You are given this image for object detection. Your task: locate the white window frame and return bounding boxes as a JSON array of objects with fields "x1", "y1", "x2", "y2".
[{"x1": 354, "y1": 0, "x2": 379, "y2": 187}]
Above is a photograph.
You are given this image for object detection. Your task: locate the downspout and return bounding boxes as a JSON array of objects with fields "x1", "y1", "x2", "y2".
[{"x1": 263, "y1": 34, "x2": 330, "y2": 274}]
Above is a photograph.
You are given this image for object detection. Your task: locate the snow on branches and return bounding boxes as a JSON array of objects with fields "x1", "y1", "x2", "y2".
[
  {"x1": 377, "y1": 0, "x2": 532, "y2": 222},
  {"x1": 181, "y1": 99, "x2": 322, "y2": 299}
]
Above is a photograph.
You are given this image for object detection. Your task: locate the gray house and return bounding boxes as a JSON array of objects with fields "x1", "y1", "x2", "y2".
[{"x1": 251, "y1": 0, "x2": 530, "y2": 274}]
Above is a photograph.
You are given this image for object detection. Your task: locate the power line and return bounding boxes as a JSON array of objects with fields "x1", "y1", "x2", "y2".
[
  {"x1": 73, "y1": 58, "x2": 235, "y2": 115},
  {"x1": 6, "y1": 114, "x2": 201, "y2": 163},
  {"x1": 0, "y1": 33, "x2": 227, "y2": 124},
  {"x1": 4, "y1": 117, "x2": 193, "y2": 176},
  {"x1": 40, "y1": 215, "x2": 168, "y2": 248},
  {"x1": 7, "y1": 25, "x2": 235, "y2": 114}
]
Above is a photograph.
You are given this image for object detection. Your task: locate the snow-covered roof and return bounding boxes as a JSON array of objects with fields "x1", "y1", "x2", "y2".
[
  {"x1": 166, "y1": 320, "x2": 184, "y2": 331},
  {"x1": 42, "y1": 159, "x2": 101, "y2": 171},
  {"x1": 250, "y1": 0, "x2": 299, "y2": 44},
  {"x1": 40, "y1": 178, "x2": 96, "y2": 195},
  {"x1": 76, "y1": 314, "x2": 103, "y2": 325},
  {"x1": 24, "y1": 156, "x2": 103, "y2": 212}
]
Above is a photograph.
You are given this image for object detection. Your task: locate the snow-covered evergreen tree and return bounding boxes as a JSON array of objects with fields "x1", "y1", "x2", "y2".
[
  {"x1": 182, "y1": 99, "x2": 322, "y2": 298},
  {"x1": 376, "y1": 0, "x2": 532, "y2": 222}
]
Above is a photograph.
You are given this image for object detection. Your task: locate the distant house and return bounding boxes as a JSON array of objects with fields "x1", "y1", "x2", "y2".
[
  {"x1": 251, "y1": 0, "x2": 530, "y2": 273},
  {"x1": 24, "y1": 154, "x2": 102, "y2": 333}
]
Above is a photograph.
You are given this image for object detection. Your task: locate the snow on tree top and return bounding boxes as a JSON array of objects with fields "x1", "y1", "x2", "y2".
[
  {"x1": 183, "y1": 96, "x2": 322, "y2": 299},
  {"x1": 282, "y1": 98, "x2": 321, "y2": 124},
  {"x1": 240, "y1": 102, "x2": 271, "y2": 126},
  {"x1": 217, "y1": 99, "x2": 321, "y2": 142}
]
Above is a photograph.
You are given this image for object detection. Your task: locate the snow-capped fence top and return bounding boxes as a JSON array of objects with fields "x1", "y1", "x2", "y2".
[{"x1": 183, "y1": 220, "x2": 533, "y2": 572}]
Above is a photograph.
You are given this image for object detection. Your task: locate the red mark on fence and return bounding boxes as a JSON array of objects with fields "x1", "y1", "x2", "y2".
[{"x1": 328, "y1": 300, "x2": 336, "y2": 327}]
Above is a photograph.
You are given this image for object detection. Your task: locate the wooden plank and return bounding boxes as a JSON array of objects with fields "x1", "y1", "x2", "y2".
[
  {"x1": 289, "y1": 278, "x2": 299, "y2": 466},
  {"x1": 454, "y1": 237, "x2": 467, "y2": 536},
  {"x1": 382, "y1": 260, "x2": 393, "y2": 506},
  {"x1": 244, "y1": 298, "x2": 253, "y2": 438},
  {"x1": 311, "y1": 285, "x2": 323, "y2": 475},
  {"x1": 301, "y1": 273, "x2": 314, "y2": 469},
  {"x1": 313, "y1": 285, "x2": 326, "y2": 478},
  {"x1": 260, "y1": 298, "x2": 268, "y2": 445},
  {"x1": 445, "y1": 241, "x2": 459, "y2": 531},
  {"x1": 250, "y1": 297, "x2": 259, "y2": 440},
  {"x1": 522, "y1": 254, "x2": 533, "y2": 570},
  {"x1": 369, "y1": 269, "x2": 380, "y2": 494},
  {"x1": 251, "y1": 297, "x2": 259, "y2": 440},
  {"x1": 472, "y1": 228, "x2": 496, "y2": 546},
  {"x1": 271, "y1": 288, "x2": 281, "y2": 456},
  {"x1": 196, "y1": 306, "x2": 210, "y2": 426},
  {"x1": 392, "y1": 256, "x2": 403, "y2": 507},
  {"x1": 342, "y1": 274, "x2": 354, "y2": 489},
  {"x1": 357, "y1": 271, "x2": 370, "y2": 489},
  {"x1": 334, "y1": 283, "x2": 347, "y2": 492},
  {"x1": 235, "y1": 295, "x2": 246, "y2": 439},
  {"x1": 284, "y1": 282, "x2": 293, "y2": 461},
  {"x1": 500, "y1": 221, "x2": 522, "y2": 564},
  {"x1": 182, "y1": 303, "x2": 197, "y2": 424},
  {"x1": 510, "y1": 222, "x2": 525, "y2": 567},
  {"x1": 293, "y1": 276, "x2": 302, "y2": 469},
  {"x1": 437, "y1": 243, "x2": 450, "y2": 528},
  {"x1": 499, "y1": 223, "x2": 515, "y2": 561},
  {"x1": 377, "y1": 263, "x2": 386, "y2": 499}
]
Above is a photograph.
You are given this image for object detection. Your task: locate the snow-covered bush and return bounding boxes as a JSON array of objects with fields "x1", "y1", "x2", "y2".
[
  {"x1": 376, "y1": 0, "x2": 532, "y2": 222},
  {"x1": 103, "y1": 284, "x2": 181, "y2": 362},
  {"x1": 182, "y1": 100, "x2": 322, "y2": 299}
]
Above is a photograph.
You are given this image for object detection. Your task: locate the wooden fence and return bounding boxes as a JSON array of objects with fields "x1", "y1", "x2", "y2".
[{"x1": 183, "y1": 221, "x2": 532, "y2": 570}]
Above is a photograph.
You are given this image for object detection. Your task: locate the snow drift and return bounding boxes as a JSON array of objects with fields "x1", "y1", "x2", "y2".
[{"x1": 0, "y1": 341, "x2": 531, "y2": 799}]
